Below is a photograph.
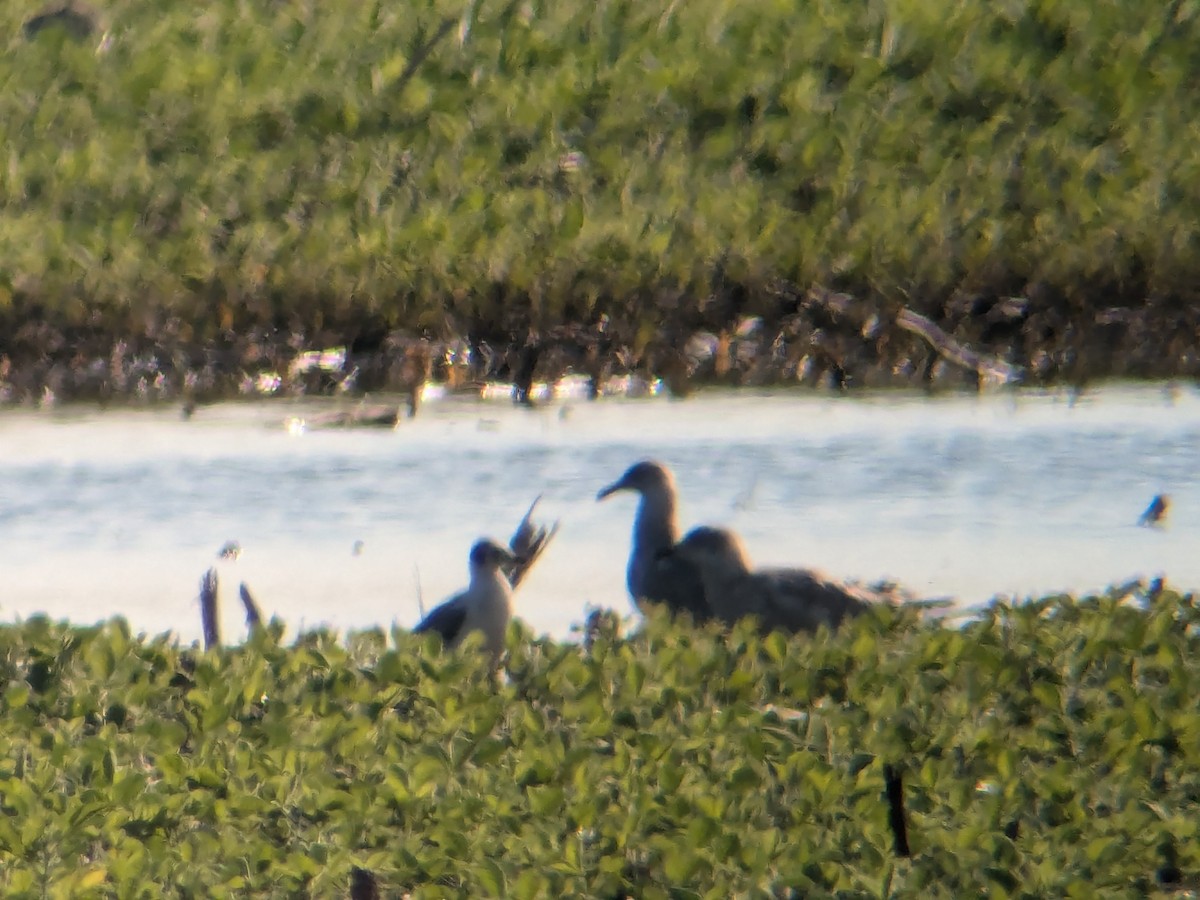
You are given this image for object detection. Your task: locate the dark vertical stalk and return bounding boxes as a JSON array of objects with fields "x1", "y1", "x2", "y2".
[
  {"x1": 349, "y1": 867, "x2": 380, "y2": 900},
  {"x1": 200, "y1": 568, "x2": 220, "y2": 651},
  {"x1": 239, "y1": 583, "x2": 264, "y2": 634},
  {"x1": 883, "y1": 764, "x2": 911, "y2": 858},
  {"x1": 391, "y1": 17, "x2": 458, "y2": 100}
]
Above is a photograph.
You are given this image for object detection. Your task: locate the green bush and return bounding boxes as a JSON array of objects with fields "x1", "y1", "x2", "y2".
[
  {"x1": 3, "y1": 0, "x2": 1199, "y2": 345},
  {"x1": 0, "y1": 590, "x2": 1196, "y2": 896}
]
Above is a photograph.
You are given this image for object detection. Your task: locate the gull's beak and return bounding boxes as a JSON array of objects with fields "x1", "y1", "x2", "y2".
[{"x1": 596, "y1": 477, "x2": 626, "y2": 501}]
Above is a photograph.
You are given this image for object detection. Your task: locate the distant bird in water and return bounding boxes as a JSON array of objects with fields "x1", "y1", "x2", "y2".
[
  {"x1": 670, "y1": 526, "x2": 893, "y2": 634},
  {"x1": 1138, "y1": 494, "x2": 1169, "y2": 528},
  {"x1": 596, "y1": 460, "x2": 716, "y2": 620},
  {"x1": 413, "y1": 539, "x2": 517, "y2": 660},
  {"x1": 217, "y1": 540, "x2": 242, "y2": 560}
]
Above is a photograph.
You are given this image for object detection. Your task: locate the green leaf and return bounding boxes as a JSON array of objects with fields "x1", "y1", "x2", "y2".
[
  {"x1": 1132, "y1": 698, "x2": 1158, "y2": 740},
  {"x1": 510, "y1": 868, "x2": 545, "y2": 899},
  {"x1": 77, "y1": 867, "x2": 108, "y2": 889},
  {"x1": 476, "y1": 859, "x2": 506, "y2": 895},
  {"x1": 559, "y1": 197, "x2": 585, "y2": 239},
  {"x1": 5, "y1": 684, "x2": 30, "y2": 709},
  {"x1": 763, "y1": 631, "x2": 788, "y2": 664},
  {"x1": 663, "y1": 848, "x2": 698, "y2": 883},
  {"x1": 529, "y1": 786, "x2": 564, "y2": 816}
]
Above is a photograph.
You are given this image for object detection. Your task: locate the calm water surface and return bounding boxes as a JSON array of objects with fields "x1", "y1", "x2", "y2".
[{"x1": 1, "y1": 383, "x2": 1195, "y2": 643}]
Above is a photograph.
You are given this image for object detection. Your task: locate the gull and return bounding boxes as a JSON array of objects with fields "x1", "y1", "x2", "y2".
[
  {"x1": 412, "y1": 539, "x2": 517, "y2": 660},
  {"x1": 596, "y1": 459, "x2": 722, "y2": 620},
  {"x1": 670, "y1": 527, "x2": 879, "y2": 633},
  {"x1": 599, "y1": 460, "x2": 940, "y2": 634}
]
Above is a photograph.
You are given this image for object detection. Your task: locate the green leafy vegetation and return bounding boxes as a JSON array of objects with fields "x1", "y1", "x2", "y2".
[
  {"x1": 0, "y1": 592, "x2": 1198, "y2": 895},
  {"x1": 2, "y1": 0, "x2": 1199, "y2": 351}
]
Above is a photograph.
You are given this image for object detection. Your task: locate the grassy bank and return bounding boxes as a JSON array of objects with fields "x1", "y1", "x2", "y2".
[
  {"x1": 0, "y1": 593, "x2": 1197, "y2": 896},
  {"x1": 3, "y1": 0, "x2": 1200, "y2": 375}
]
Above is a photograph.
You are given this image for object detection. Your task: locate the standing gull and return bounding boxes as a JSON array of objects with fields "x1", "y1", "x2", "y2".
[
  {"x1": 413, "y1": 539, "x2": 516, "y2": 659},
  {"x1": 596, "y1": 460, "x2": 721, "y2": 620},
  {"x1": 670, "y1": 526, "x2": 882, "y2": 633}
]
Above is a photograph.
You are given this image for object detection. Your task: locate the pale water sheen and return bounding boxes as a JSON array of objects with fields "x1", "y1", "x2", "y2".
[{"x1": 1, "y1": 383, "x2": 1196, "y2": 644}]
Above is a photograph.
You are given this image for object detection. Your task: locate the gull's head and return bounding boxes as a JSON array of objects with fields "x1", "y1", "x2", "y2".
[
  {"x1": 596, "y1": 460, "x2": 676, "y2": 502},
  {"x1": 468, "y1": 539, "x2": 516, "y2": 573}
]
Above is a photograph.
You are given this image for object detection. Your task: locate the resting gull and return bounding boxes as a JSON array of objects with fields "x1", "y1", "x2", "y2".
[
  {"x1": 413, "y1": 539, "x2": 516, "y2": 659},
  {"x1": 599, "y1": 460, "x2": 938, "y2": 634},
  {"x1": 670, "y1": 526, "x2": 881, "y2": 633},
  {"x1": 596, "y1": 459, "x2": 721, "y2": 620}
]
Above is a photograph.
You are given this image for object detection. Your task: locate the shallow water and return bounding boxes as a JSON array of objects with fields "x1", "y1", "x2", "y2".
[{"x1": 0, "y1": 383, "x2": 1195, "y2": 644}]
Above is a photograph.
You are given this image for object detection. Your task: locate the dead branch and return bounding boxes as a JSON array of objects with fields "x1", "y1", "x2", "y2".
[
  {"x1": 391, "y1": 17, "x2": 458, "y2": 100},
  {"x1": 895, "y1": 307, "x2": 1024, "y2": 386},
  {"x1": 239, "y1": 583, "x2": 264, "y2": 633},
  {"x1": 199, "y1": 568, "x2": 220, "y2": 650}
]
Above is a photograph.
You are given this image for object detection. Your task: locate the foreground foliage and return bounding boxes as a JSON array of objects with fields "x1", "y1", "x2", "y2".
[
  {"x1": 0, "y1": 592, "x2": 1197, "y2": 897},
  {"x1": 2, "y1": 0, "x2": 1199, "y2": 349}
]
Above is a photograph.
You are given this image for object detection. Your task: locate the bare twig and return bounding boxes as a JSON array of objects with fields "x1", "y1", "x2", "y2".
[
  {"x1": 199, "y1": 568, "x2": 220, "y2": 651},
  {"x1": 391, "y1": 17, "x2": 458, "y2": 100},
  {"x1": 239, "y1": 583, "x2": 264, "y2": 634},
  {"x1": 413, "y1": 564, "x2": 426, "y2": 620}
]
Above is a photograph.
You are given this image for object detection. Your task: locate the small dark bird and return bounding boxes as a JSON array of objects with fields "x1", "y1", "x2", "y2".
[
  {"x1": 217, "y1": 540, "x2": 242, "y2": 560},
  {"x1": 412, "y1": 539, "x2": 516, "y2": 660},
  {"x1": 1138, "y1": 494, "x2": 1169, "y2": 528}
]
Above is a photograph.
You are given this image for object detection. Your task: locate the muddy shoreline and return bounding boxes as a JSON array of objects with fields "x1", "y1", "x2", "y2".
[{"x1": 3, "y1": 286, "x2": 1197, "y2": 411}]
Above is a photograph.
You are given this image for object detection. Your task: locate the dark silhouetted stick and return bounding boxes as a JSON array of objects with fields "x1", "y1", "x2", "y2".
[
  {"x1": 200, "y1": 568, "x2": 220, "y2": 651},
  {"x1": 1003, "y1": 818, "x2": 1020, "y2": 842},
  {"x1": 349, "y1": 867, "x2": 380, "y2": 900},
  {"x1": 414, "y1": 564, "x2": 427, "y2": 620},
  {"x1": 239, "y1": 583, "x2": 264, "y2": 633},
  {"x1": 1156, "y1": 838, "x2": 1183, "y2": 888},
  {"x1": 391, "y1": 17, "x2": 457, "y2": 100},
  {"x1": 883, "y1": 764, "x2": 911, "y2": 858}
]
